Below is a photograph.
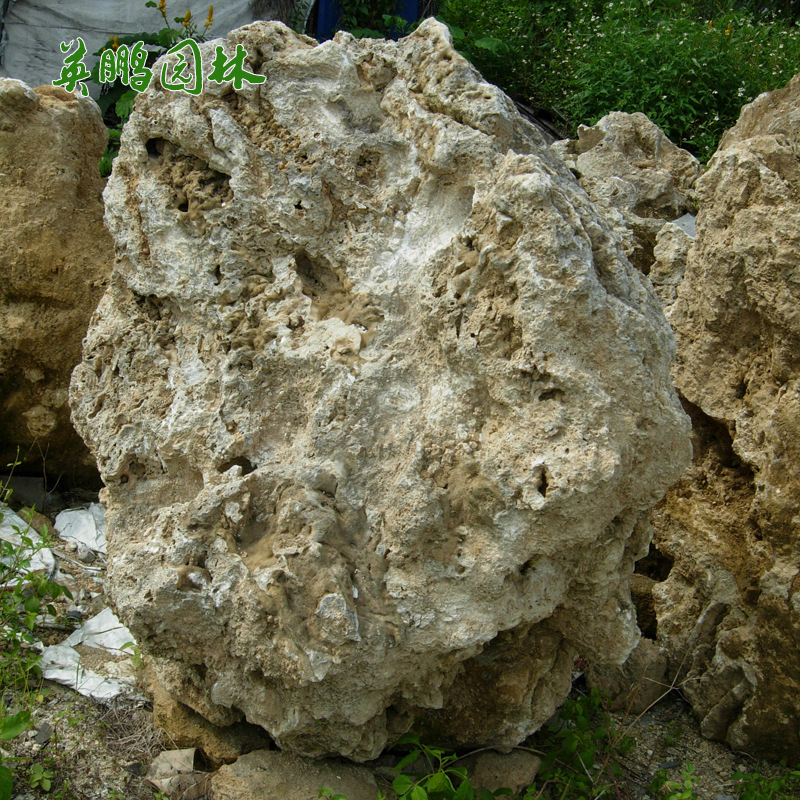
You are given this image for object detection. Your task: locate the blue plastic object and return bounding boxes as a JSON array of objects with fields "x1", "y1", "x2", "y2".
[{"x1": 316, "y1": 0, "x2": 419, "y2": 40}]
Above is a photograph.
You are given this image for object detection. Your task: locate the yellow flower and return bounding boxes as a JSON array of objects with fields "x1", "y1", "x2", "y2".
[
  {"x1": 725, "y1": 25, "x2": 732, "y2": 35},
  {"x1": 205, "y1": 4, "x2": 214, "y2": 29},
  {"x1": 183, "y1": 9, "x2": 192, "y2": 27},
  {"x1": 111, "y1": 34, "x2": 119, "y2": 52},
  {"x1": 158, "y1": 0, "x2": 167, "y2": 17},
  {"x1": 708, "y1": 19, "x2": 714, "y2": 28}
]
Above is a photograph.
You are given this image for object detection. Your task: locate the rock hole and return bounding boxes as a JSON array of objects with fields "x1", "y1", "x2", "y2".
[
  {"x1": 634, "y1": 544, "x2": 674, "y2": 581},
  {"x1": 145, "y1": 137, "x2": 166, "y2": 158},
  {"x1": 533, "y1": 466, "x2": 549, "y2": 497},
  {"x1": 681, "y1": 395, "x2": 754, "y2": 476},
  {"x1": 538, "y1": 388, "x2": 564, "y2": 402},
  {"x1": 219, "y1": 456, "x2": 256, "y2": 475},
  {"x1": 294, "y1": 250, "x2": 345, "y2": 298},
  {"x1": 212, "y1": 265, "x2": 222, "y2": 285}
]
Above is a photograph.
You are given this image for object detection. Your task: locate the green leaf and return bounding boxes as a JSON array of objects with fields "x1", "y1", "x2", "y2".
[
  {"x1": 146, "y1": 1, "x2": 157, "y2": 6},
  {"x1": 0, "y1": 765, "x2": 12, "y2": 800},
  {"x1": 410, "y1": 786, "x2": 428, "y2": 800},
  {"x1": 424, "y1": 771, "x2": 451, "y2": 793},
  {"x1": 395, "y1": 750, "x2": 422, "y2": 773},
  {"x1": 453, "y1": 779, "x2": 474, "y2": 800},
  {"x1": 393, "y1": 774, "x2": 415, "y2": 795},
  {"x1": 115, "y1": 89, "x2": 138, "y2": 120},
  {"x1": 0, "y1": 709, "x2": 31, "y2": 741}
]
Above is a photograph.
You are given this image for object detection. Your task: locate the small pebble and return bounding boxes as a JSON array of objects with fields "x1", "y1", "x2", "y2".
[
  {"x1": 77, "y1": 545, "x2": 96, "y2": 563},
  {"x1": 34, "y1": 722, "x2": 51, "y2": 744}
]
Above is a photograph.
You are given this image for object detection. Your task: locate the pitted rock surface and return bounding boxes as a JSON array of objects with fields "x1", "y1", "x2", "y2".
[
  {"x1": 553, "y1": 112, "x2": 701, "y2": 277},
  {"x1": 0, "y1": 79, "x2": 110, "y2": 483},
  {"x1": 651, "y1": 71, "x2": 800, "y2": 760},
  {"x1": 70, "y1": 20, "x2": 690, "y2": 759}
]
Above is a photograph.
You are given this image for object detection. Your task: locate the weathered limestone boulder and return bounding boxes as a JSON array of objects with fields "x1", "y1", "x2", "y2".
[
  {"x1": 0, "y1": 79, "x2": 110, "y2": 484},
  {"x1": 649, "y1": 72, "x2": 800, "y2": 759},
  {"x1": 70, "y1": 20, "x2": 690, "y2": 760},
  {"x1": 553, "y1": 112, "x2": 701, "y2": 276}
]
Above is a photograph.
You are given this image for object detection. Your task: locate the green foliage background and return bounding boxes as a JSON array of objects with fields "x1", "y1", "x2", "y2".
[{"x1": 429, "y1": 0, "x2": 800, "y2": 161}]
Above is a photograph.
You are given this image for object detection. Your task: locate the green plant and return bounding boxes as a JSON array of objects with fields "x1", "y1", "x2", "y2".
[
  {"x1": 339, "y1": 0, "x2": 406, "y2": 37},
  {"x1": 662, "y1": 719, "x2": 683, "y2": 748},
  {"x1": 93, "y1": 0, "x2": 215, "y2": 176},
  {"x1": 523, "y1": 688, "x2": 633, "y2": 799},
  {"x1": 321, "y1": 733, "x2": 505, "y2": 800},
  {"x1": 28, "y1": 763, "x2": 55, "y2": 792},
  {"x1": 651, "y1": 762, "x2": 697, "y2": 799},
  {"x1": 0, "y1": 465, "x2": 72, "y2": 800},
  {"x1": 433, "y1": 0, "x2": 800, "y2": 161},
  {"x1": 120, "y1": 640, "x2": 143, "y2": 669},
  {"x1": 0, "y1": 709, "x2": 33, "y2": 799},
  {"x1": 730, "y1": 764, "x2": 800, "y2": 799}
]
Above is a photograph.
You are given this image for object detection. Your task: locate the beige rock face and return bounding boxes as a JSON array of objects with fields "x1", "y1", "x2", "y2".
[
  {"x1": 70, "y1": 21, "x2": 690, "y2": 760},
  {"x1": 650, "y1": 72, "x2": 800, "y2": 759},
  {"x1": 0, "y1": 79, "x2": 110, "y2": 484},
  {"x1": 553, "y1": 112, "x2": 701, "y2": 276},
  {"x1": 210, "y1": 750, "x2": 381, "y2": 800}
]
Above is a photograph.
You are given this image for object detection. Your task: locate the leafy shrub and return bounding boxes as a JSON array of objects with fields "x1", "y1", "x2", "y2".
[
  {"x1": 551, "y1": 0, "x2": 800, "y2": 160},
  {"x1": 0, "y1": 469, "x2": 72, "y2": 799},
  {"x1": 435, "y1": 0, "x2": 800, "y2": 161},
  {"x1": 525, "y1": 688, "x2": 634, "y2": 799},
  {"x1": 731, "y1": 764, "x2": 800, "y2": 799},
  {"x1": 93, "y1": 1, "x2": 215, "y2": 176}
]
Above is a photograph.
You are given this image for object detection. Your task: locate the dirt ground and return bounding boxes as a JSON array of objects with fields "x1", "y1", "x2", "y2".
[{"x1": 3, "y1": 676, "x2": 791, "y2": 800}]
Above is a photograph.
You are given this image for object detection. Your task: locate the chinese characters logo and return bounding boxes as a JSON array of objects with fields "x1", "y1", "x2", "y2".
[{"x1": 53, "y1": 35, "x2": 265, "y2": 97}]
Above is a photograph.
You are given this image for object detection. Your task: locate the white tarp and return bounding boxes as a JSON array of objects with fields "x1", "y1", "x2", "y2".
[
  {"x1": 0, "y1": 503, "x2": 57, "y2": 580},
  {"x1": 0, "y1": 0, "x2": 300, "y2": 94},
  {"x1": 55, "y1": 503, "x2": 106, "y2": 554},
  {"x1": 40, "y1": 607, "x2": 143, "y2": 702}
]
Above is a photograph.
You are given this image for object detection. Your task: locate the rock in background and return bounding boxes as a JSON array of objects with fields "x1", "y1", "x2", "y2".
[
  {"x1": 648, "y1": 72, "x2": 800, "y2": 760},
  {"x1": 70, "y1": 20, "x2": 690, "y2": 760},
  {"x1": 553, "y1": 112, "x2": 701, "y2": 280},
  {"x1": 0, "y1": 79, "x2": 110, "y2": 485}
]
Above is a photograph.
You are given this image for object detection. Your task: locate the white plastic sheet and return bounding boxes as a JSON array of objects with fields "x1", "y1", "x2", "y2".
[
  {"x1": 40, "y1": 607, "x2": 143, "y2": 702},
  {"x1": 55, "y1": 503, "x2": 106, "y2": 554},
  {"x1": 0, "y1": 503, "x2": 57, "y2": 579}
]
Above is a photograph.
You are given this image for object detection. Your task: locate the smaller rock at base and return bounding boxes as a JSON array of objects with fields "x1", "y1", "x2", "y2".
[
  {"x1": 468, "y1": 750, "x2": 542, "y2": 796},
  {"x1": 149, "y1": 672, "x2": 271, "y2": 765},
  {"x1": 211, "y1": 750, "x2": 380, "y2": 800}
]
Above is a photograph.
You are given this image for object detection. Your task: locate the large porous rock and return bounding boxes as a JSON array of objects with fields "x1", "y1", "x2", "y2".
[
  {"x1": 0, "y1": 79, "x2": 110, "y2": 484},
  {"x1": 70, "y1": 20, "x2": 690, "y2": 760},
  {"x1": 553, "y1": 112, "x2": 701, "y2": 276},
  {"x1": 650, "y1": 72, "x2": 800, "y2": 760}
]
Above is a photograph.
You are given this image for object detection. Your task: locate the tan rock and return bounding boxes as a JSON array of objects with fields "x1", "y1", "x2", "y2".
[
  {"x1": 585, "y1": 637, "x2": 669, "y2": 714},
  {"x1": 468, "y1": 749, "x2": 541, "y2": 796},
  {"x1": 70, "y1": 21, "x2": 690, "y2": 759},
  {"x1": 210, "y1": 750, "x2": 380, "y2": 800},
  {"x1": 0, "y1": 79, "x2": 111, "y2": 484},
  {"x1": 553, "y1": 112, "x2": 701, "y2": 276},
  {"x1": 149, "y1": 672, "x2": 271, "y2": 765},
  {"x1": 651, "y1": 71, "x2": 800, "y2": 759}
]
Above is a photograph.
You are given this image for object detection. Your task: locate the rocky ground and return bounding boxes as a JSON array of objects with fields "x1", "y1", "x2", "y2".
[{"x1": 4, "y1": 671, "x2": 791, "y2": 800}]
